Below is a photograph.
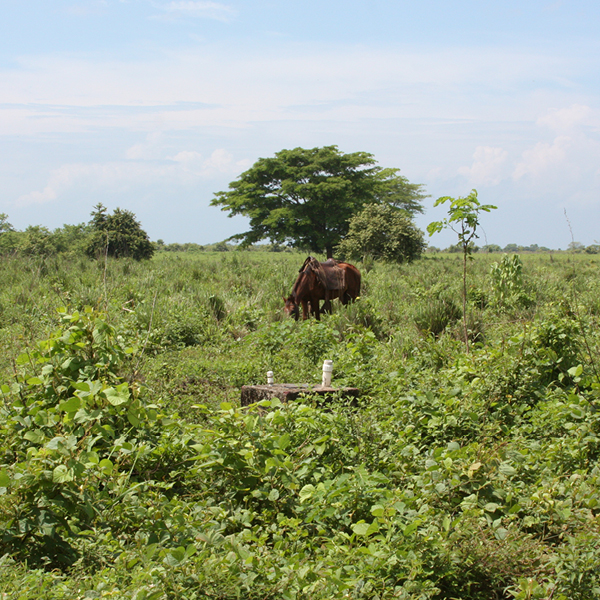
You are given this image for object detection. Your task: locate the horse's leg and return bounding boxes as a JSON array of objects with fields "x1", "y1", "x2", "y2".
[
  {"x1": 314, "y1": 297, "x2": 321, "y2": 320},
  {"x1": 301, "y1": 299, "x2": 309, "y2": 320}
]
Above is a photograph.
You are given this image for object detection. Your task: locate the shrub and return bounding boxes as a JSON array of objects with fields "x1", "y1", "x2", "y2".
[
  {"x1": 489, "y1": 253, "x2": 525, "y2": 308},
  {"x1": 86, "y1": 204, "x2": 154, "y2": 261},
  {"x1": 413, "y1": 297, "x2": 461, "y2": 337},
  {"x1": 337, "y1": 204, "x2": 425, "y2": 263},
  {"x1": 0, "y1": 307, "x2": 158, "y2": 566}
]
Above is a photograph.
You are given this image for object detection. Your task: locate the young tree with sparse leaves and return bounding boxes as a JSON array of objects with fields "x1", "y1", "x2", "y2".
[{"x1": 427, "y1": 189, "x2": 497, "y2": 352}]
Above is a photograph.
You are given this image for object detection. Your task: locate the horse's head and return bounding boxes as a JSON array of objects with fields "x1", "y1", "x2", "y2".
[{"x1": 283, "y1": 295, "x2": 300, "y2": 320}]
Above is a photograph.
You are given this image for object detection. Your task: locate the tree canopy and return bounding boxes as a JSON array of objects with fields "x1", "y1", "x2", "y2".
[
  {"x1": 212, "y1": 146, "x2": 427, "y2": 258},
  {"x1": 337, "y1": 203, "x2": 426, "y2": 263},
  {"x1": 86, "y1": 204, "x2": 154, "y2": 261}
]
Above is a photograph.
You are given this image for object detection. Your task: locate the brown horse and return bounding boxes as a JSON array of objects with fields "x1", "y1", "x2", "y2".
[{"x1": 283, "y1": 256, "x2": 361, "y2": 320}]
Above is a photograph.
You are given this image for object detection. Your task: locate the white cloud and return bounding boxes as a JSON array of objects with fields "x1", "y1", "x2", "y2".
[
  {"x1": 0, "y1": 43, "x2": 585, "y2": 137},
  {"x1": 537, "y1": 104, "x2": 597, "y2": 132},
  {"x1": 458, "y1": 146, "x2": 509, "y2": 186},
  {"x1": 126, "y1": 132, "x2": 165, "y2": 159},
  {"x1": 168, "y1": 148, "x2": 248, "y2": 175},
  {"x1": 16, "y1": 148, "x2": 247, "y2": 206},
  {"x1": 513, "y1": 136, "x2": 572, "y2": 180}
]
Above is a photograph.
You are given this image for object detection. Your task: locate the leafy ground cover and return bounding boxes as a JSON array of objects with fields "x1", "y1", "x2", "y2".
[{"x1": 1, "y1": 250, "x2": 600, "y2": 599}]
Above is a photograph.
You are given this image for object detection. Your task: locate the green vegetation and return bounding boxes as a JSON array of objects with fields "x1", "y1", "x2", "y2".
[
  {"x1": 212, "y1": 145, "x2": 427, "y2": 258},
  {"x1": 428, "y1": 190, "x2": 497, "y2": 352},
  {"x1": 86, "y1": 204, "x2": 155, "y2": 261},
  {"x1": 1, "y1": 249, "x2": 600, "y2": 599},
  {"x1": 0, "y1": 206, "x2": 154, "y2": 261},
  {"x1": 337, "y1": 203, "x2": 426, "y2": 263}
]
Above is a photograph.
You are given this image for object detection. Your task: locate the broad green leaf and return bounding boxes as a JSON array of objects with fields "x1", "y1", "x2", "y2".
[
  {"x1": 268, "y1": 488, "x2": 280, "y2": 501},
  {"x1": 442, "y1": 515, "x2": 451, "y2": 531},
  {"x1": 403, "y1": 520, "x2": 420, "y2": 536},
  {"x1": 144, "y1": 544, "x2": 158, "y2": 561},
  {"x1": 83, "y1": 451, "x2": 99, "y2": 465},
  {"x1": 74, "y1": 408, "x2": 94, "y2": 424},
  {"x1": 366, "y1": 521, "x2": 380, "y2": 535},
  {"x1": 53, "y1": 465, "x2": 74, "y2": 483},
  {"x1": 16, "y1": 353, "x2": 30, "y2": 365},
  {"x1": 127, "y1": 407, "x2": 141, "y2": 427},
  {"x1": 277, "y1": 433, "x2": 290, "y2": 451},
  {"x1": 299, "y1": 484, "x2": 315, "y2": 502},
  {"x1": 24, "y1": 430, "x2": 45, "y2": 444},
  {"x1": 46, "y1": 436, "x2": 65, "y2": 450},
  {"x1": 99, "y1": 459, "x2": 113, "y2": 475},
  {"x1": 59, "y1": 396, "x2": 81, "y2": 413},
  {"x1": 72, "y1": 381, "x2": 91, "y2": 392},
  {"x1": 0, "y1": 469, "x2": 11, "y2": 487},
  {"x1": 165, "y1": 547, "x2": 186, "y2": 567},
  {"x1": 568, "y1": 364, "x2": 583, "y2": 378},
  {"x1": 351, "y1": 522, "x2": 370, "y2": 536},
  {"x1": 104, "y1": 385, "x2": 130, "y2": 406},
  {"x1": 499, "y1": 463, "x2": 517, "y2": 477},
  {"x1": 26, "y1": 377, "x2": 43, "y2": 385},
  {"x1": 34, "y1": 410, "x2": 50, "y2": 426}
]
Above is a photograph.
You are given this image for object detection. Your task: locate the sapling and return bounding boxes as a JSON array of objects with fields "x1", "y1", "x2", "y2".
[{"x1": 427, "y1": 189, "x2": 497, "y2": 352}]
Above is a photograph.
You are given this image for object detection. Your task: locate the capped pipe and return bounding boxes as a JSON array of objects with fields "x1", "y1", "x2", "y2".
[
  {"x1": 267, "y1": 371, "x2": 274, "y2": 385},
  {"x1": 322, "y1": 360, "x2": 333, "y2": 387}
]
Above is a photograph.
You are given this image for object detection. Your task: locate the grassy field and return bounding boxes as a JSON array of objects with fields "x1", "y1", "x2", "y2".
[{"x1": 1, "y1": 250, "x2": 600, "y2": 599}]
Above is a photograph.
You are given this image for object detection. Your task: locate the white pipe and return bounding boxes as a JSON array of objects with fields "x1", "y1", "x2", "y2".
[
  {"x1": 267, "y1": 371, "x2": 274, "y2": 385},
  {"x1": 322, "y1": 360, "x2": 333, "y2": 387}
]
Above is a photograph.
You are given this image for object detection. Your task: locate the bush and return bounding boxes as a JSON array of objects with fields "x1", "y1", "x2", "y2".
[
  {"x1": 0, "y1": 307, "x2": 159, "y2": 566},
  {"x1": 86, "y1": 204, "x2": 154, "y2": 261},
  {"x1": 337, "y1": 204, "x2": 425, "y2": 263}
]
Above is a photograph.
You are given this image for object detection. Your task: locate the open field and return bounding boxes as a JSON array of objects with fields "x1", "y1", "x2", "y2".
[{"x1": 1, "y1": 250, "x2": 600, "y2": 599}]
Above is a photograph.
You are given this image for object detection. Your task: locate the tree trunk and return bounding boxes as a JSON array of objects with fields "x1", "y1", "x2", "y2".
[
  {"x1": 326, "y1": 246, "x2": 333, "y2": 259},
  {"x1": 462, "y1": 247, "x2": 470, "y2": 354}
]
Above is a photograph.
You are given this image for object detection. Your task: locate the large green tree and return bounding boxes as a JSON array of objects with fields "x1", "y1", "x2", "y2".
[
  {"x1": 212, "y1": 146, "x2": 426, "y2": 258},
  {"x1": 86, "y1": 204, "x2": 154, "y2": 261}
]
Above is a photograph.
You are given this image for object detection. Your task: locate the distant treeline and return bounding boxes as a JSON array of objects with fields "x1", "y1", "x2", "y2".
[
  {"x1": 0, "y1": 209, "x2": 296, "y2": 258},
  {"x1": 429, "y1": 242, "x2": 600, "y2": 254},
  {"x1": 156, "y1": 240, "x2": 293, "y2": 253},
  {"x1": 1, "y1": 210, "x2": 596, "y2": 259}
]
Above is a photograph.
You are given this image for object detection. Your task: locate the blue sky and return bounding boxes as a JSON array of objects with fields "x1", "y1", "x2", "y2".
[{"x1": 1, "y1": 0, "x2": 599, "y2": 249}]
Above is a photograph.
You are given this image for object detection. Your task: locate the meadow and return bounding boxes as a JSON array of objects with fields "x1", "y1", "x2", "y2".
[{"x1": 1, "y1": 249, "x2": 600, "y2": 599}]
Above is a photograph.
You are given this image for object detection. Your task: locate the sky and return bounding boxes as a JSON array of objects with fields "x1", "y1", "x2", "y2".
[{"x1": 1, "y1": 0, "x2": 600, "y2": 249}]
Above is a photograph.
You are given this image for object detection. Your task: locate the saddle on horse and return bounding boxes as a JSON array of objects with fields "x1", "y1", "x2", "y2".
[{"x1": 305, "y1": 257, "x2": 346, "y2": 299}]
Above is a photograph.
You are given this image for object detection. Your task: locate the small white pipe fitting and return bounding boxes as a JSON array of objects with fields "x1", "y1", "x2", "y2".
[
  {"x1": 267, "y1": 371, "x2": 274, "y2": 385},
  {"x1": 322, "y1": 360, "x2": 333, "y2": 387}
]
